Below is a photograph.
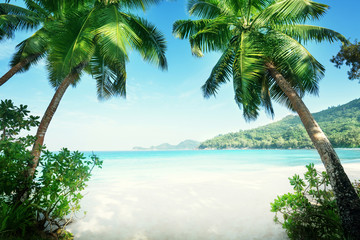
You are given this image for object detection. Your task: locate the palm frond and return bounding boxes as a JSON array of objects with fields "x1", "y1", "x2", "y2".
[
  {"x1": 187, "y1": 0, "x2": 226, "y2": 18},
  {"x1": 0, "y1": 3, "x2": 41, "y2": 40},
  {"x1": 202, "y1": 46, "x2": 235, "y2": 97},
  {"x1": 266, "y1": 30, "x2": 324, "y2": 103},
  {"x1": 94, "y1": 5, "x2": 140, "y2": 63},
  {"x1": 23, "y1": 0, "x2": 50, "y2": 17},
  {"x1": 98, "y1": 0, "x2": 161, "y2": 11},
  {"x1": 46, "y1": 8, "x2": 96, "y2": 87},
  {"x1": 260, "y1": 73, "x2": 274, "y2": 117},
  {"x1": 173, "y1": 19, "x2": 214, "y2": 40},
  {"x1": 28, "y1": 0, "x2": 92, "y2": 16},
  {"x1": 0, "y1": 3, "x2": 39, "y2": 17},
  {"x1": 222, "y1": 0, "x2": 247, "y2": 16},
  {"x1": 189, "y1": 16, "x2": 232, "y2": 56},
  {"x1": 10, "y1": 27, "x2": 48, "y2": 72},
  {"x1": 126, "y1": 14, "x2": 167, "y2": 70},
  {"x1": 274, "y1": 24, "x2": 348, "y2": 44},
  {"x1": 244, "y1": 0, "x2": 274, "y2": 20},
  {"x1": 173, "y1": 17, "x2": 232, "y2": 57},
  {"x1": 252, "y1": 0, "x2": 328, "y2": 27},
  {"x1": 232, "y1": 32, "x2": 267, "y2": 120},
  {"x1": 90, "y1": 48, "x2": 127, "y2": 100}
]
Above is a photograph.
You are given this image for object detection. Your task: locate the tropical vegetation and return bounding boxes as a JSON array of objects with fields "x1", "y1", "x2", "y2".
[
  {"x1": 1, "y1": 0, "x2": 168, "y2": 178},
  {"x1": 199, "y1": 98, "x2": 360, "y2": 149},
  {"x1": 0, "y1": 0, "x2": 90, "y2": 86},
  {"x1": 173, "y1": 0, "x2": 360, "y2": 238},
  {"x1": 271, "y1": 163, "x2": 360, "y2": 240},
  {"x1": 332, "y1": 40, "x2": 360, "y2": 82},
  {"x1": 2, "y1": 0, "x2": 360, "y2": 238},
  {"x1": 0, "y1": 100, "x2": 102, "y2": 239}
]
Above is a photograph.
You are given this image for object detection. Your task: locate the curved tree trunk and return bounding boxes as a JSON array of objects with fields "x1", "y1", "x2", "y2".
[
  {"x1": 266, "y1": 62, "x2": 360, "y2": 240},
  {"x1": 29, "y1": 73, "x2": 77, "y2": 177},
  {"x1": 0, "y1": 55, "x2": 37, "y2": 86}
]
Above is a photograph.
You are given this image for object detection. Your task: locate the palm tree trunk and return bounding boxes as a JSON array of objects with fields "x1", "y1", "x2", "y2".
[
  {"x1": 266, "y1": 62, "x2": 360, "y2": 240},
  {"x1": 29, "y1": 72, "x2": 76, "y2": 177},
  {"x1": 0, "y1": 55, "x2": 37, "y2": 86}
]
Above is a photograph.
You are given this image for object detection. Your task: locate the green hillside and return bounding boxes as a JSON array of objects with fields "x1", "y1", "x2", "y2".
[{"x1": 199, "y1": 98, "x2": 360, "y2": 149}]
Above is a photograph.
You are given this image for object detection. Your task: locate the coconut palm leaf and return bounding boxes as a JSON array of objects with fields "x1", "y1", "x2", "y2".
[
  {"x1": 90, "y1": 48, "x2": 127, "y2": 100},
  {"x1": 189, "y1": 16, "x2": 232, "y2": 55},
  {"x1": 9, "y1": 27, "x2": 48, "y2": 73},
  {"x1": 46, "y1": 8, "x2": 96, "y2": 87},
  {"x1": 202, "y1": 46, "x2": 235, "y2": 97},
  {"x1": 174, "y1": 17, "x2": 232, "y2": 57},
  {"x1": 0, "y1": 3, "x2": 41, "y2": 40},
  {"x1": 252, "y1": 0, "x2": 328, "y2": 27},
  {"x1": 93, "y1": 5, "x2": 139, "y2": 63},
  {"x1": 126, "y1": 14, "x2": 167, "y2": 70},
  {"x1": 187, "y1": 0, "x2": 225, "y2": 18},
  {"x1": 267, "y1": 30, "x2": 323, "y2": 96},
  {"x1": 232, "y1": 31, "x2": 267, "y2": 120},
  {"x1": 173, "y1": 19, "x2": 215, "y2": 40},
  {"x1": 274, "y1": 24, "x2": 348, "y2": 44}
]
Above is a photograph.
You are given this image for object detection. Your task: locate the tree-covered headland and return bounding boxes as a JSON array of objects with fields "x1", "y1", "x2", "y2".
[{"x1": 199, "y1": 98, "x2": 360, "y2": 149}]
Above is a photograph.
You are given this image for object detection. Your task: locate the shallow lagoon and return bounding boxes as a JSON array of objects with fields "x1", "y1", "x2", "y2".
[{"x1": 68, "y1": 149, "x2": 360, "y2": 240}]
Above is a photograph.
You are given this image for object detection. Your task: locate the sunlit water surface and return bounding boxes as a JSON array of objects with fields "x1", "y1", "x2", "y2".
[{"x1": 67, "y1": 149, "x2": 360, "y2": 240}]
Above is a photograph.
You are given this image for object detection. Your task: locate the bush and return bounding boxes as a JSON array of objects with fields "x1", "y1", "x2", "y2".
[
  {"x1": 271, "y1": 163, "x2": 360, "y2": 240},
  {"x1": 33, "y1": 149, "x2": 102, "y2": 234},
  {"x1": 0, "y1": 100, "x2": 102, "y2": 239}
]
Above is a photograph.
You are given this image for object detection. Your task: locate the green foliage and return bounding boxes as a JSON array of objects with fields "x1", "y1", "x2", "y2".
[
  {"x1": 331, "y1": 40, "x2": 360, "y2": 82},
  {"x1": 33, "y1": 150, "x2": 102, "y2": 232},
  {"x1": 0, "y1": 99, "x2": 39, "y2": 203},
  {"x1": 199, "y1": 98, "x2": 360, "y2": 149},
  {"x1": 0, "y1": 99, "x2": 39, "y2": 141},
  {"x1": 44, "y1": 0, "x2": 167, "y2": 96},
  {"x1": 173, "y1": 0, "x2": 346, "y2": 120},
  {"x1": 0, "y1": 100, "x2": 102, "y2": 239},
  {"x1": 0, "y1": 201, "x2": 35, "y2": 238},
  {"x1": 271, "y1": 164, "x2": 360, "y2": 240}
]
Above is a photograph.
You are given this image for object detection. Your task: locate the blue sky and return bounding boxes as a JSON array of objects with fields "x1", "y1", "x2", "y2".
[{"x1": 1, "y1": 0, "x2": 360, "y2": 151}]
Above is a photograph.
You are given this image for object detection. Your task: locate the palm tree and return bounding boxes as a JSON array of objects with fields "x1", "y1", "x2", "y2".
[
  {"x1": 173, "y1": 0, "x2": 360, "y2": 238},
  {"x1": 0, "y1": 0, "x2": 90, "y2": 86},
  {"x1": 29, "y1": 0, "x2": 167, "y2": 176}
]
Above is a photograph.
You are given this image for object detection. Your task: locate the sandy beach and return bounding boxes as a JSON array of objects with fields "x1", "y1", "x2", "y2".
[{"x1": 67, "y1": 160, "x2": 360, "y2": 240}]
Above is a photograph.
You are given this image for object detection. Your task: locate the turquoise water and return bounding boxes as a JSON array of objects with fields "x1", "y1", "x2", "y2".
[
  {"x1": 85, "y1": 149, "x2": 360, "y2": 181},
  {"x1": 69, "y1": 149, "x2": 360, "y2": 240},
  {"x1": 86, "y1": 149, "x2": 360, "y2": 166}
]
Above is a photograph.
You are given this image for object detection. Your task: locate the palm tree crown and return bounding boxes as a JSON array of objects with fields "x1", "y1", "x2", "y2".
[
  {"x1": 173, "y1": 0, "x2": 346, "y2": 120},
  {"x1": 45, "y1": 0, "x2": 167, "y2": 98},
  {"x1": 0, "y1": 0, "x2": 95, "y2": 85}
]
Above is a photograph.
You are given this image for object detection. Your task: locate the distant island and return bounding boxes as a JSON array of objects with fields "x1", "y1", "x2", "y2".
[
  {"x1": 199, "y1": 98, "x2": 360, "y2": 149},
  {"x1": 133, "y1": 139, "x2": 200, "y2": 150}
]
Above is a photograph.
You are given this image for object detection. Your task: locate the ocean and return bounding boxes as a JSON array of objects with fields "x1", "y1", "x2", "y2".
[{"x1": 67, "y1": 149, "x2": 360, "y2": 240}]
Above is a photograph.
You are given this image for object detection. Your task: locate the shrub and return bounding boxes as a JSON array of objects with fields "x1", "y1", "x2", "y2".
[
  {"x1": 33, "y1": 149, "x2": 102, "y2": 234},
  {"x1": 271, "y1": 163, "x2": 360, "y2": 240},
  {"x1": 0, "y1": 100, "x2": 102, "y2": 239}
]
